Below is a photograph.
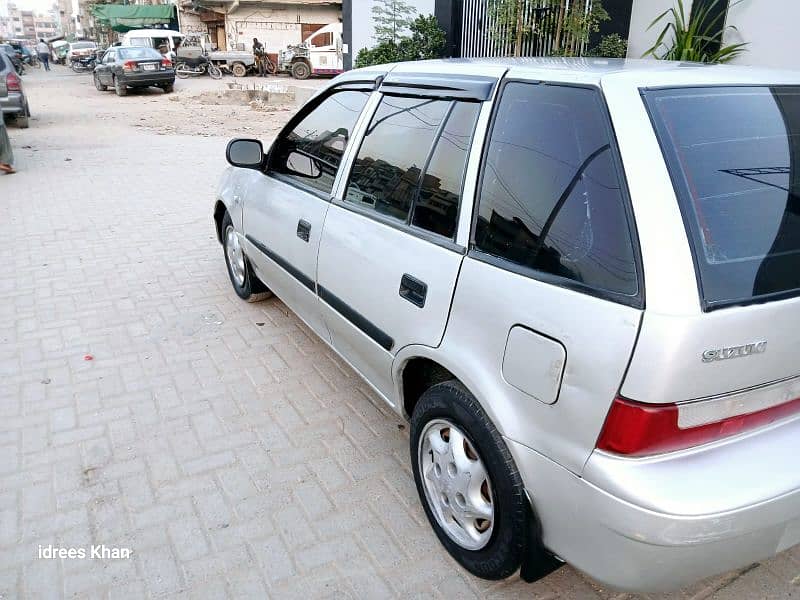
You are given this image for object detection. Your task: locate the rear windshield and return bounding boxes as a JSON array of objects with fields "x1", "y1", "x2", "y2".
[
  {"x1": 72, "y1": 42, "x2": 96, "y2": 49},
  {"x1": 646, "y1": 86, "x2": 800, "y2": 309},
  {"x1": 118, "y1": 47, "x2": 162, "y2": 60}
]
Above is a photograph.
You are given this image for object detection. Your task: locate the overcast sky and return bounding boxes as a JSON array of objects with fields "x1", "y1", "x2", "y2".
[{"x1": 10, "y1": 0, "x2": 62, "y2": 16}]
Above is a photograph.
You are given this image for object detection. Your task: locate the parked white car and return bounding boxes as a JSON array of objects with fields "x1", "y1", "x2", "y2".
[{"x1": 213, "y1": 58, "x2": 800, "y2": 592}]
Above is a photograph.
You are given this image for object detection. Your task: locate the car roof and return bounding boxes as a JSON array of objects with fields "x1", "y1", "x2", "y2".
[{"x1": 352, "y1": 57, "x2": 800, "y2": 89}]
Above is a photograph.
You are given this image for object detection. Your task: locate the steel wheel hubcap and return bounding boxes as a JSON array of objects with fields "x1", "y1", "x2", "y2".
[
  {"x1": 224, "y1": 225, "x2": 246, "y2": 287},
  {"x1": 418, "y1": 419, "x2": 494, "y2": 550}
]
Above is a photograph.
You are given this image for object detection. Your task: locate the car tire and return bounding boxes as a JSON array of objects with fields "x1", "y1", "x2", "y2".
[
  {"x1": 207, "y1": 63, "x2": 223, "y2": 80},
  {"x1": 231, "y1": 62, "x2": 247, "y2": 77},
  {"x1": 411, "y1": 380, "x2": 540, "y2": 581},
  {"x1": 14, "y1": 103, "x2": 29, "y2": 129},
  {"x1": 94, "y1": 73, "x2": 107, "y2": 91},
  {"x1": 221, "y1": 212, "x2": 272, "y2": 303},
  {"x1": 291, "y1": 61, "x2": 310, "y2": 80},
  {"x1": 114, "y1": 76, "x2": 127, "y2": 97},
  {"x1": 162, "y1": 83, "x2": 174, "y2": 94}
]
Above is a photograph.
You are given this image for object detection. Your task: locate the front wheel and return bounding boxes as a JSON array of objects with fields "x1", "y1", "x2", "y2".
[
  {"x1": 207, "y1": 63, "x2": 222, "y2": 80},
  {"x1": 94, "y1": 73, "x2": 107, "y2": 91},
  {"x1": 411, "y1": 381, "x2": 536, "y2": 580},
  {"x1": 291, "y1": 61, "x2": 310, "y2": 80},
  {"x1": 175, "y1": 62, "x2": 190, "y2": 79},
  {"x1": 221, "y1": 213, "x2": 272, "y2": 302},
  {"x1": 231, "y1": 62, "x2": 247, "y2": 77},
  {"x1": 70, "y1": 62, "x2": 81, "y2": 73}
]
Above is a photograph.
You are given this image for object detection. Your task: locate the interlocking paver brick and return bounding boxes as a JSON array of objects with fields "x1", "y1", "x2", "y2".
[{"x1": 2, "y1": 68, "x2": 796, "y2": 600}]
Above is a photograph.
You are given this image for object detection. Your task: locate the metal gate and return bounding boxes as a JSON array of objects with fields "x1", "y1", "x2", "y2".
[{"x1": 460, "y1": 0, "x2": 595, "y2": 58}]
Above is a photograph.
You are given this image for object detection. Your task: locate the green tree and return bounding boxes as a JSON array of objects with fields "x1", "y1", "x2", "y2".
[
  {"x1": 372, "y1": 0, "x2": 417, "y2": 45},
  {"x1": 356, "y1": 14, "x2": 447, "y2": 68},
  {"x1": 488, "y1": 0, "x2": 609, "y2": 57}
]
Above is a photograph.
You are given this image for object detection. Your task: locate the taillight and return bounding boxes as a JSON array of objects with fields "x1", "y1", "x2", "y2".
[
  {"x1": 161, "y1": 58, "x2": 171, "y2": 68},
  {"x1": 6, "y1": 72, "x2": 21, "y2": 92},
  {"x1": 596, "y1": 395, "x2": 800, "y2": 457},
  {"x1": 122, "y1": 60, "x2": 137, "y2": 72}
]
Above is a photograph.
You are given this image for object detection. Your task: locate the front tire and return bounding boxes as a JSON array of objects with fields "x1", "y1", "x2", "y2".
[
  {"x1": 94, "y1": 73, "x2": 107, "y2": 91},
  {"x1": 291, "y1": 61, "x2": 310, "y2": 80},
  {"x1": 411, "y1": 381, "x2": 530, "y2": 580},
  {"x1": 221, "y1": 212, "x2": 272, "y2": 302},
  {"x1": 207, "y1": 63, "x2": 222, "y2": 80},
  {"x1": 231, "y1": 62, "x2": 247, "y2": 77}
]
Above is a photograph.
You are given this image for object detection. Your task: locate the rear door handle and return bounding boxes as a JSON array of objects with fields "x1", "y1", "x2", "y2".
[
  {"x1": 399, "y1": 274, "x2": 427, "y2": 308},
  {"x1": 296, "y1": 219, "x2": 311, "y2": 242}
]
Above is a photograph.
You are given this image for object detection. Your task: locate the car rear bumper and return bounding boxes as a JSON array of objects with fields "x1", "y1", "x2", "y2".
[
  {"x1": 507, "y1": 418, "x2": 800, "y2": 592},
  {"x1": 119, "y1": 71, "x2": 174, "y2": 87},
  {"x1": 0, "y1": 92, "x2": 25, "y2": 114}
]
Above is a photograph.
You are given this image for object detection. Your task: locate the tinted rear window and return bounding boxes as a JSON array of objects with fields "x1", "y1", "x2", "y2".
[
  {"x1": 646, "y1": 86, "x2": 800, "y2": 308},
  {"x1": 72, "y1": 42, "x2": 95, "y2": 49},
  {"x1": 118, "y1": 47, "x2": 162, "y2": 60}
]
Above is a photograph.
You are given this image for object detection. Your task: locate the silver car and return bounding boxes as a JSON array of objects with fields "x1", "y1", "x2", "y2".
[
  {"x1": 213, "y1": 58, "x2": 800, "y2": 592},
  {"x1": 0, "y1": 50, "x2": 30, "y2": 128}
]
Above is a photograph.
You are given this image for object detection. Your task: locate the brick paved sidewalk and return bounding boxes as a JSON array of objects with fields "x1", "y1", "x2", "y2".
[{"x1": 0, "y1": 69, "x2": 797, "y2": 599}]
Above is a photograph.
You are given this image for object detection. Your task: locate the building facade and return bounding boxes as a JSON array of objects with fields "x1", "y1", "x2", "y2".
[{"x1": 178, "y1": 0, "x2": 341, "y2": 53}]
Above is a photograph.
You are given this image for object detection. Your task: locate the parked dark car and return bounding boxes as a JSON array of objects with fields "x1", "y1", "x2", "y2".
[
  {"x1": 93, "y1": 46, "x2": 174, "y2": 97},
  {"x1": 0, "y1": 51, "x2": 29, "y2": 128}
]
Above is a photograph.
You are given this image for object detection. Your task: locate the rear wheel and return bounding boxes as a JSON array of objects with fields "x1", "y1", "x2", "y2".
[
  {"x1": 175, "y1": 62, "x2": 190, "y2": 79},
  {"x1": 411, "y1": 381, "x2": 549, "y2": 580},
  {"x1": 114, "y1": 76, "x2": 127, "y2": 97},
  {"x1": 14, "y1": 104, "x2": 29, "y2": 129},
  {"x1": 161, "y1": 82, "x2": 174, "y2": 94},
  {"x1": 231, "y1": 62, "x2": 247, "y2": 77},
  {"x1": 207, "y1": 63, "x2": 222, "y2": 80},
  {"x1": 221, "y1": 212, "x2": 272, "y2": 302},
  {"x1": 291, "y1": 61, "x2": 310, "y2": 80},
  {"x1": 93, "y1": 73, "x2": 107, "y2": 91}
]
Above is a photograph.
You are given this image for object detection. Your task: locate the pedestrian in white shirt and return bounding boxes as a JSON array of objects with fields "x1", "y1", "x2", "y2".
[{"x1": 35, "y1": 39, "x2": 50, "y2": 71}]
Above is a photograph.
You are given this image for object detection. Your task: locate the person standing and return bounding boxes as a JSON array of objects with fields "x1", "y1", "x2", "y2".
[
  {"x1": 252, "y1": 37, "x2": 266, "y2": 77},
  {"x1": 36, "y1": 39, "x2": 50, "y2": 71},
  {"x1": 0, "y1": 118, "x2": 15, "y2": 174}
]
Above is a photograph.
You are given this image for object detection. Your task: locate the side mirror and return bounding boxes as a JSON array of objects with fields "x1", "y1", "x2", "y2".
[{"x1": 226, "y1": 138, "x2": 264, "y2": 169}]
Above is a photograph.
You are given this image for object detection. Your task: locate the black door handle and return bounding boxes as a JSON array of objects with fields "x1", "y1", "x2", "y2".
[
  {"x1": 296, "y1": 219, "x2": 311, "y2": 242},
  {"x1": 399, "y1": 274, "x2": 427, "y2": 308}
]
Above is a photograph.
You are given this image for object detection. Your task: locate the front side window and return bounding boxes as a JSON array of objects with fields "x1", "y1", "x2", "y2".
[
  {"x1": 345, "y1": 96, "x2": 480, "y2": 239},
  {"x1": 269, "y1": 90, "x2": 369, "y2": 196},
  {"x1": 475, "y1": 82, "x2": 639, "y2": 298},
  {"x1": 645, "y1": 86, "x2": 800, "y2": 308}
]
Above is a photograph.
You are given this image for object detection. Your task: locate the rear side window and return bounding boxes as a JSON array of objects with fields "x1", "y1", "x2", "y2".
[
  {"x1": 345, "y1": 96, "x2": 480, "y2": 240},
  {"x1": 269, "y1": 90, "x2": 370, "y2": 196},
  {"x1": 475, "y1": 82, "x2": 639, "y2": 299},
  {"x1": 646, "y1": 86, "x2": 800, "y2": 308}
]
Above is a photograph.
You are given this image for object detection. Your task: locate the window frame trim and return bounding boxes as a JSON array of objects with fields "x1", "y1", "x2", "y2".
[
  {"x1": 332, "y1": 91, "x2": 485, "y2": 252},
  {"x1": 469, "y1": 77, "x2": 645, "y2": 309},
  {"x1": 264, "y1": 82, "x2": 377, "y2": 201}
]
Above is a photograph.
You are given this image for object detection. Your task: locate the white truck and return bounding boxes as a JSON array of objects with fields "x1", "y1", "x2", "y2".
[{"x1": 277, "y1": 22, "x2": 344, "y2": 80}]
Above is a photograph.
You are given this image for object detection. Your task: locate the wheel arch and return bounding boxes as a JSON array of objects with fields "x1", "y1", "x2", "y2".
[
  {"x1": 394, "y1": 347, "x2": 504, "y2": 435},
  {"x1": 213, "y1": 199, "x2": 228, "y2": 244}
]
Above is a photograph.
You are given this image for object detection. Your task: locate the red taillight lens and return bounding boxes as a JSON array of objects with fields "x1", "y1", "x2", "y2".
[
  {"x1": 161, "y1": 58, "x2": 171, "y2": 67},
  {"x1": 6, "y1": 72, "x2": 21, "y2": 92},
  {"x1": 596, "y1": 395, "x2": 800, "y2": 457},
  {"x1": 122, "y1": 60, "x2": 137, "y2": 72}
]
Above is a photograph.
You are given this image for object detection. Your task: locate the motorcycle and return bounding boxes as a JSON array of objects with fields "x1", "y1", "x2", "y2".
[
  {"x1": 174, "y1": 56, "x2": 222, "y2": 80},
  {"x1": 70, "y1": 54, "x2": 97, "y2": 73}
]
